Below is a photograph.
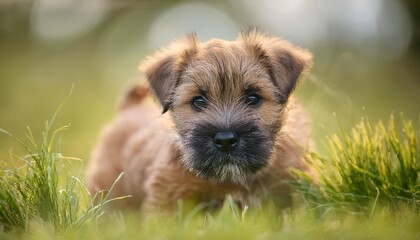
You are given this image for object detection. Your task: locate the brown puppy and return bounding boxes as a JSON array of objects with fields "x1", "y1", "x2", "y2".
[{"x1": 85, "y1": 29, "x2": 313, "y2": 211}]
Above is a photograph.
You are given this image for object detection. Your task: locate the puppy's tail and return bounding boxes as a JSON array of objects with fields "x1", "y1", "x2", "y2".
[{"x1": 118, "y1": 83, "x2": 149, "y2": 110}]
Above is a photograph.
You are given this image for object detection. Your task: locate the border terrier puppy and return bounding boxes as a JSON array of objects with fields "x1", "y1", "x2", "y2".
[{"x1": 86, "y1": 28, "x2": 313, "y2": 210}]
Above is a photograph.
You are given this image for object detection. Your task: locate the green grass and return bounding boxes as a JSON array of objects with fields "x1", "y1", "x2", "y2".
[
  {"x1": 0, "y1": 98, "x2": 125, "y2": 236},
  {"x1": 0, "y1": 114, "x2": 419, "y2": 239},
  {"x1": 291, "y1": 115, "x2": 419, "y2": 217}
]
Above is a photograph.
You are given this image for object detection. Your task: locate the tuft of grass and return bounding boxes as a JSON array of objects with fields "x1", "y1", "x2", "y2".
[
  {"x1": 291, "y1": 115, "x2": 420, "y2": 216},
  {"x1": 0, "y1": 92, "x2": 124, "y2": 234}
]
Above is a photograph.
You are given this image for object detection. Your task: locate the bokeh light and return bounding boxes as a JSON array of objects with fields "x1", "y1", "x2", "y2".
[
  {"x1": 148, "y1": 2, "x2": 239, "y2": 49},
  {"x1": 235, "y1": 0, "x2": 411, "y2": 59},
  {"x1": 31, "y1": 0, "x2": 106, "y2": 41}
]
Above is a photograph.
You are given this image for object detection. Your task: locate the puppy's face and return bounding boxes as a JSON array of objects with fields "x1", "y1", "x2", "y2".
[{"x1": 141, "y1": 29, "x2": 312, "y2": 183}]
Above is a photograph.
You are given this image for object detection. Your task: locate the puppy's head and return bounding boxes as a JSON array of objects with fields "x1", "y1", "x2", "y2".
[{"x1": 140, "y1": 29, "x2": 312, "y2": 183}]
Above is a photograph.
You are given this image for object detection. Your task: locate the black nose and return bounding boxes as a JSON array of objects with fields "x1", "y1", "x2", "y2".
[{"x1": 213, "y1": 131, "x2": 239, "y2": 151}]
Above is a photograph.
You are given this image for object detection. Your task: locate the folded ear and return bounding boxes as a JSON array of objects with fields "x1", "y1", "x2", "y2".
[
  {"x1": 139, "y1": 34, "x2": 199, "y2": 113},
  {"x1": 239, "y1": 28, "x2": 313, "y2": 103}
]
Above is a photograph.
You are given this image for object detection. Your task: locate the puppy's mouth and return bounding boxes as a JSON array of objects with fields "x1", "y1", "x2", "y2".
[{"x1": 180, "y1": 122, "x2": 273, "y2": 183}]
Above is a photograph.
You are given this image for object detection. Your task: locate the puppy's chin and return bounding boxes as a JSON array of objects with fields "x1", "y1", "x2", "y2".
[
  {"x1": 195, "y1": 161, "x2": 253, "y2": 184},
  {"x1": 183, "y1": 156, "x2": 261, "y2": 184}
]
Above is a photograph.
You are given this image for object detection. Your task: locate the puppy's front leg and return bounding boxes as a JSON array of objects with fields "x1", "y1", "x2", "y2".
[{"x1": 141, "y1": 160, "x2": 191, "y2": 211}]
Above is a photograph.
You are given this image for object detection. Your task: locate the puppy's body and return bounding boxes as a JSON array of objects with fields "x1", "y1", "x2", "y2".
[{"x1": 86, "y1": 29, "x2": 313, "y2": 210}]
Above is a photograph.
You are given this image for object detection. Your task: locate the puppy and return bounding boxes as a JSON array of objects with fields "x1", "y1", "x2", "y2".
[{"x1": 85, "y1": 28, "x2": 313, "y2": 211}]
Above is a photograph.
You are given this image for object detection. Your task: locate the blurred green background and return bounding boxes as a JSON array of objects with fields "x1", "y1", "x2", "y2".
[{"x1": 0, "y1": 0, "x2": 419, "y2": 164}]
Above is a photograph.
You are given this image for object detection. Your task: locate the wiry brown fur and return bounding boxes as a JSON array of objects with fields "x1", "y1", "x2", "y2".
[{"x1": 85, "y1": 29, "x2": 313, "y2": 211}]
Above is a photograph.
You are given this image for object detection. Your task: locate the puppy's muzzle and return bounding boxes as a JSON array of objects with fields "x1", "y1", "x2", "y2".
[{"x1": 213, "y1": 131, "x2": 239, "y2": 151}]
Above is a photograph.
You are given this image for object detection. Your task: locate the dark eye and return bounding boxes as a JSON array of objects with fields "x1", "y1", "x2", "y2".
[
  {"x1": 191, "y1": 96, "x2": 207, "y2": 111},
  {"x1": 245, "y1": 94, "x2": 261, "y2": 106}
]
